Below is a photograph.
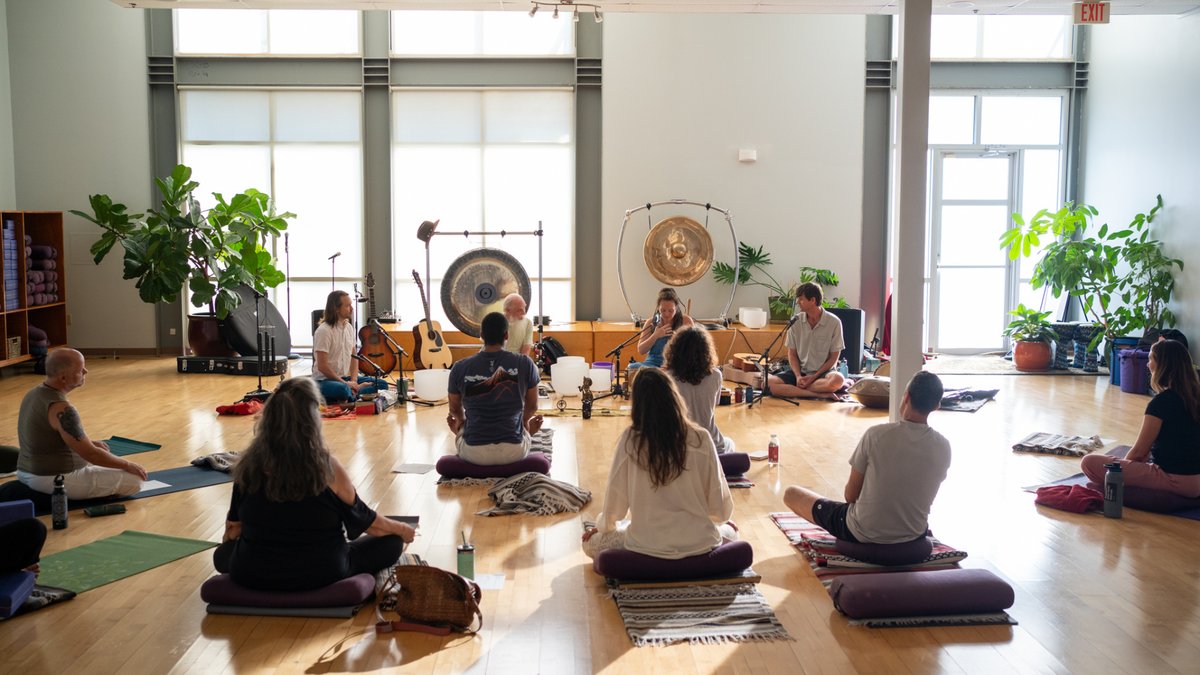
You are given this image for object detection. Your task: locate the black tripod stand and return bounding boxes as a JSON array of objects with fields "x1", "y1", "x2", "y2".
[
  {"x1": 367, "y1": 318, "x2": 433, "y2": 408},
  {"x1": 592, "y1": 329, "x2": 643, "y2": 402},
  {"x1": 748, "y1": 315, "x2": 800, "y2": 408},
  {"x1": 244, "y1": 292, "x2": 275, "y2": 402}
]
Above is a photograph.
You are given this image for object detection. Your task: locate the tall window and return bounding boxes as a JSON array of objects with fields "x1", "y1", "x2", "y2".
[
  {"x1": 926, "y1": 15, "x2": 1072, "y2": 60},
  {"x1": 391, "y1": 89, "x2": 574, "y2": 328},
  {"x1": 179, "y1": 89, "x2": 364, "y2": 349},
  {"x1": 391, "y1": 11, "x2": 574, "y2": 56},
  {"x1": 176, "y1": 9, "x2": 360, "y2": 55}
]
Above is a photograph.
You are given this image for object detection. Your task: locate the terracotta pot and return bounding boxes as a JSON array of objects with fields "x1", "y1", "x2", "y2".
[
  {"x1": 1014, "y1": 340, "x2": 1052, "y2": 372},
  {"x1": 187, "y1": 313, "x2": 236, "y2": 357}
]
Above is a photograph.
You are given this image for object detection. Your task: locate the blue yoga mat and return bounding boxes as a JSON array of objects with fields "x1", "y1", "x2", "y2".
[
  {"x1": 129, "y1": 466, "x2": 232, "y2": 500},
  {"x1": 103, "y1": 436, "x2": 162, "y2": 457}
]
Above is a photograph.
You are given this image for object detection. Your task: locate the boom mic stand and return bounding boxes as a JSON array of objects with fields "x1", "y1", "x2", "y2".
[
  {"x1": 592, "y1": 329, "x2": 643, "y2": 402},
  {"x1": 748, "y1": 314, "x2": 800, "y2": 408},
  {"x1": 368, "y1": 318, "x2": 432, "y2": 407}
]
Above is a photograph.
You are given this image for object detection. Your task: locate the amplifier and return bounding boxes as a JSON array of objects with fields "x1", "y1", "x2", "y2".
[{"x1": 177, "y1": 355, "x2": 289, "y2": 376}]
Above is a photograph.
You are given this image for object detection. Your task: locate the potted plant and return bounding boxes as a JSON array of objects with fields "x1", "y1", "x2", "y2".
[
  {"x1": 71, "y1": 164, "x2": 294, "y2": 356},
  {"x1": 712, "y1": 243, "x2": 849, "y2": 321},
  {"x1": 1002, "y1": 304, "x2": 1056, "y2": 371}
]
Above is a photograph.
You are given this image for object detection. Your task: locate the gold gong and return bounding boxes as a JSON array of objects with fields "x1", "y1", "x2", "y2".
[{"x1": 643, "y1": 216, "x2": 714, "y2": 286}]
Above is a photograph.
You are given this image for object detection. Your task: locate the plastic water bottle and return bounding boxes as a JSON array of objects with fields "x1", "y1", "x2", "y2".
[
  {"x1": 52, "y1": 474, "x2": 68, "y2": 530},
  {"x1": 1103, "y1": 462, "x2": 1124, "y2": 519},
  {"x1": 768, "y1": 434, "x2": 780, "y2": 466},
  {"x1": 837, "y1": 358, "x2": 850, "y2": 378}
]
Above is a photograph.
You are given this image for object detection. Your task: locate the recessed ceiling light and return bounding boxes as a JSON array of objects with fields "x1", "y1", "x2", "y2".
[{"x1": 947, "y1": 1, "x2": 975, "y2": 8}]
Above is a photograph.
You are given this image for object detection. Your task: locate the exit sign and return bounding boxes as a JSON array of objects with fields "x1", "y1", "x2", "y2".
[{"x1": 1074, "y1": 2, "x2": 1110, "y2": 24}]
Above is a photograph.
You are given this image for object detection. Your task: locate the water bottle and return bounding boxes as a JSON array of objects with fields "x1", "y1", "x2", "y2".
[
  {"x1": 51, "y1": 474, "x2": 68, "y2": 530},
  {"x1": 767, "y1": 434, "x2": 780, "y2": 466},
  {"x1": 837, "y1": 358, "x2": 850, "y2": 378},
  {"x1": 1103, "y1": 462, "x2": 1124, "y2": 519},
  {"x1": 457, "y1": 532, "x2": 475, "y2": 579}
]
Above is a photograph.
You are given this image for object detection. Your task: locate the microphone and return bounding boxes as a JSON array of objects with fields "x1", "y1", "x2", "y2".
[
  {"x1": 328, "y1": 252, "x2": 342, "y2": 261},
  {"x1": 785, "y1": 313, "x2": 800, "y2": 330}
]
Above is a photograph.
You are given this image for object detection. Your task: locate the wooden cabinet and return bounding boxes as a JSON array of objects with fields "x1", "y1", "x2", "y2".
[
  {"x1": 383, "y1": 321, "x2": 595, "y2": 373},
  {"x1": 1, "y1": 211, "x2": 67, "y2": 368}
]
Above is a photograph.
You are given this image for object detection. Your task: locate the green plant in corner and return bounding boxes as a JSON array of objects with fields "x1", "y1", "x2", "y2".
[
  {"x1": 71, "y1": 164, "x2": 295, "y2": 319},
  {"x1": 1002, "y1": 304, "x2": 1056, "y2": 343},
  {"x1": 712, "y1": 242, "x2": 849, "y2": 317}
]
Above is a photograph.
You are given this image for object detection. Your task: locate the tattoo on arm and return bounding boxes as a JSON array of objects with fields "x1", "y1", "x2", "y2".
[{"x1": 58, "y1": 406, "x2": 87, "y2": 442}]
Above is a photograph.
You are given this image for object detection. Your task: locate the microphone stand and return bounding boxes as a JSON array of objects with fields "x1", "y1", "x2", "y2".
[
  {"x1": 592, "y1": 329, "x2": 643, "y2": 402},
  {"x1": 369, "y1": 318, "x2": 430, "y2": 406},
  {"x1": 244, "y1": 291, "x2": 273, "y2": 402},
  {"x1": 749, "y1": 315, "x2": 800, "y2": 408}
]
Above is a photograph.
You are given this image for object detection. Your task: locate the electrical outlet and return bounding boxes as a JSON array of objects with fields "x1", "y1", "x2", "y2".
[{"x1": 169, "y1": 328, "x2": 177, "y2": 335}]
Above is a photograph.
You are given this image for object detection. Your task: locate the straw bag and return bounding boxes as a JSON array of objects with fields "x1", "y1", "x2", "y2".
[{"x1": 382, "y1": 565, "x2": 482, "y2": 632}]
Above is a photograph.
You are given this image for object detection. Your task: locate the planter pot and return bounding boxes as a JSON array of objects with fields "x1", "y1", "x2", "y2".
[
  {"x1": 187, "y1": 313, "x2": 237, "y2": 357},
  {"x1": 1013, "y1": 340, "x2": 1052, "y2": 372},
  {"x1": 768, "y1": 296, "x2": 793, "y2": 322}
]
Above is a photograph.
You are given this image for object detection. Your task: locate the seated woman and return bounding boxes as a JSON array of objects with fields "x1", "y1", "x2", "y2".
[
  {"x1": 664, "y1": 327, "x2": 736, "y2": 455},
  {"x1": 1082, "y1": 339, "x2": 1200, "y2": 498},
  {"x1": 213, "y1": 378, "x2": 416, "y2": 592},
  {"x1": 582, "y1": 368, "x2": 736, "y2": 560},
  {"x1": 628, "y1": 287, "x2": 695, "y2": 370}
]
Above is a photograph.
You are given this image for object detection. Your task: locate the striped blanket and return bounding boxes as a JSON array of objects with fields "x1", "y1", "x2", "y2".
[
  {"x1": 477, "y1": 472, "x2": 591, "y2": 517},
  {"x1": 1012, "y1": 432, "x2": 1103, "y2": 457},
  {"x1": 612, "y1": 583, "x2": 791, "y2": 647},
  {"x1": 769, "y1": 513, "x2": 967, "y2": 585}
]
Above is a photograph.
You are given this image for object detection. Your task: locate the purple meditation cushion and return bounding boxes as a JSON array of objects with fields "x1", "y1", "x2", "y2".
[
  {"x1": 200, "y1": 573, "x2": 375, "y2": 608},
  {"x1": 718, "y1": 452, "x2": 751, "y2": 476},
  {"x1": 834, "y1": 535, "x2": 933, "y2": 566},
  {"x1": 436, "y1": 452, "x2": 550, "y2": 479},
  {"x1": 829, "y1": 568, "x2": 1014, "y2": 619},
  {"x1": 1123, "y1": 486, "x2": 1200, "y2": 513},
  {"x1": 593, "y1": 540, "x2": 753, "y2": 581}
]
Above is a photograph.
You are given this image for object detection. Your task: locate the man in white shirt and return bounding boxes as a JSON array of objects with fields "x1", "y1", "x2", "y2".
[
  {"x1": 767, "y1": 282, "x2": 846, "y2": 399},
  {"x1": 502, "y1": 293, "x2": 534, "y2": 357},
  {"x1": 313, "y1": 290, "x2": 387, "y2": 403}
]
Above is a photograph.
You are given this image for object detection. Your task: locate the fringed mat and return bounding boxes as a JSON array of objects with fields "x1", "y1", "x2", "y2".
[
  {"x1": 437, "y1": 429, "x2": 554, "y2": 487},
  {"x1": 724, "y1": 475, "x2": 754, "y2": 489},
  {"x1": 612, "y1": 582, "x2": 791, "y2": 647},
  {"x1": 849, "y1": 612, "x2": 1017, "y2": 628}
]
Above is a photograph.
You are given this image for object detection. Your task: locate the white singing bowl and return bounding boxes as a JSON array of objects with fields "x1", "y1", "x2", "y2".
[
  {"x1": 552, "y1": 361, "x2": 588, "y2": 397},
  {"x1": 413, "y1": 368, "x2": 451, "y2": 400},
  {"x1": 557, "y1": 356, "x2": 586, "y2": 366},
  {"x1": 589, "y1": 367, "x2": 612, "y2": 392},
  {"x1": 740, "y1": 307, "x2": 768, "y2": 329}
]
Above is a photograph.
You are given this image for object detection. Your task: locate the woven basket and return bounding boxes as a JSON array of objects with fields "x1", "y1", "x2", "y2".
[{"x1": 388, "y1": 565, "x2": 482, "y2": 632}]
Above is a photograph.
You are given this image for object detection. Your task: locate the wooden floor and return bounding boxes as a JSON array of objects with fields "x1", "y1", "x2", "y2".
[{"x1": 1, "y1": 356, "x2": 1198, "y2": 674}]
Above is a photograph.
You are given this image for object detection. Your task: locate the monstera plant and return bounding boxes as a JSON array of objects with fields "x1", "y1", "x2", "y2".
[{"x1": 712, "y1": 242, "x2": 849, "y2": 320}]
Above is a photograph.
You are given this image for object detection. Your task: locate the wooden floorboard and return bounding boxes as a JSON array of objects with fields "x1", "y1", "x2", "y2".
[{"x1": 1, "y1": 356, "x2": 1197, "y2": 674}]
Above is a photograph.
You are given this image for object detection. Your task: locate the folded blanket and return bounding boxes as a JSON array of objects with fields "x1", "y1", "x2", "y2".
[
  {"x1": 191, "y1": 452, "x2": 241, "y2": 473},
  {"x1": 477, "y1": 472, "x2": 591, "y2": 517},
  {"x1": 1013, "y1": 432, "x2": 1103, "y2": 457}
]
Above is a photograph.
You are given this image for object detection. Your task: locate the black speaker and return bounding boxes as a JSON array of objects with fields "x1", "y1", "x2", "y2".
[
  {"x1": 217, "y1": 285, "x2": 293, "y2": 357},
  {"x1": 312, "y1": 309, "x2": 325, "y2": 335},
  {"x1": 827, "y1": 307, "x2": 865, "y2": 375}
]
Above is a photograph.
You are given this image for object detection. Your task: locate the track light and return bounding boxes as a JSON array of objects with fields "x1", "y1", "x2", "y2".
[
  {"x1": 553, "y1": 5, "x2": 559, "y2": 18},
  {"x1": 528, "y1": 4, "x2": 538, "y2": 17},
  {"x1": 528, "y1": 1, "x2": 604, "y2": 23},
  {"x1": 594, "y1": 7, "x2": 603, "y2": 22}
]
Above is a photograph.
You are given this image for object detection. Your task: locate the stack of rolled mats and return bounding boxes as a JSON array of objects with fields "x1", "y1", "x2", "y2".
[
  {"x1": 2, "y1": 220, "x2": 16, "y2": 310},
  {"x1": 27, "y1": 240, "x2": 59, "y2": 306},
  {"x1": 28, "y1": 324, "x2": 49, "y2": 357}
]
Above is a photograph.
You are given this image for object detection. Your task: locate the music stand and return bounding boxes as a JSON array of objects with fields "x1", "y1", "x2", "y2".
[
  {"x1": 592, "y1": 329, "x2": 642, "y2": 402},
  {"x1": 748, "y1": 316, "x2": 800, "y2": 408}
]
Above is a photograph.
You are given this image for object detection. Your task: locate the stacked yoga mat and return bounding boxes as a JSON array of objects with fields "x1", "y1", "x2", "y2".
[
  {"x1": 2, "y1": 219, "x2": 17, "y2": 311},
  {"x1": 27, "y1": 241, "x2": 60, "y2": 307}
]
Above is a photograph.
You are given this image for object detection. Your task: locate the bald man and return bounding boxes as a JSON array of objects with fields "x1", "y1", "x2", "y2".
[
  {"x1": 502, "y1": 293, "x2": 534, "y2": 357},
  {"x1": 16, "y1": 349, "x2": 147, "y2": 499}
]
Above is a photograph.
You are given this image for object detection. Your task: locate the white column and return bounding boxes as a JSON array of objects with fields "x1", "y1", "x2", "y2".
[{"x1": 890, "y1": 0, "x2": 932, "y2": 420}]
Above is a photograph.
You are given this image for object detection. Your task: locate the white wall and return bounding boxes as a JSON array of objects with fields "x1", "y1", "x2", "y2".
[
  {"x1": 602, "y1": 14, "x2": 866, "y2": 321},
  {"x1": 0, "y1": 0, "x2": 16, "y2": 208},
  {"x1": 8, "y1": 0, "x2": 155, "y2": 348},
  {"x1": 1082, "y1": 15, "x2": 1200, "y2": 343}
]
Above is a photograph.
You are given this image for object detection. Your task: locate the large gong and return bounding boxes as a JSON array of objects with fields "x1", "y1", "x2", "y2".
[
  {"x1": 643, "y1": 215, "x2": 714, "y2": 286},
  {"x1": 440, "y1": 248, "x2": 532, "y2": 337}
]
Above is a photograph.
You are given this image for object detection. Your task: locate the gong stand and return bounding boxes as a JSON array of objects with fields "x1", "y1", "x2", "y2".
[
  {"x1": 617, "y1": 199, "x2": 740, "y2": 325},
  {"x1": 422, "y1": 222, "x2": 545, "y2": 344}
]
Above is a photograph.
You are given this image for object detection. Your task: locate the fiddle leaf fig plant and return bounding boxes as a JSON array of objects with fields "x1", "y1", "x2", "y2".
[{"x1": 72, "y1": 164, "x2": 294, "y2": 319}]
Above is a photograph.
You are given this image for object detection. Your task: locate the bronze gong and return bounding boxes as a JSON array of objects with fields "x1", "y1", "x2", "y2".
[
  {"x1": 643, "y1": 215, "x2": 714, "y2": 286},
  {"x1": 440, "y1": 248, "x2": 532, "y2": 338}
]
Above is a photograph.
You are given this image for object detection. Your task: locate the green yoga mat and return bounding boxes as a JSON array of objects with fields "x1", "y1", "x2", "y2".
[
  {"x1": 103, "y1": 436, "x2": 162, "y2": 457},
  {"x1": 38, "y1": 530, "x2": 217, "y2": 593}
]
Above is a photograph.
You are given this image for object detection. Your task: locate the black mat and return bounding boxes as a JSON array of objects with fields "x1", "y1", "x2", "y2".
[
  {"x1": 939, "y1": 388, "x2": 999, "y2": 413},
  {"x1": 0, "y1": 465, "x2": 232, "y2": 516}
]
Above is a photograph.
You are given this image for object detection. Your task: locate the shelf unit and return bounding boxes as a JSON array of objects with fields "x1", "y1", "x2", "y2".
[{"x1": 0, "y1": 211, "x2": 67, "y2": 368}]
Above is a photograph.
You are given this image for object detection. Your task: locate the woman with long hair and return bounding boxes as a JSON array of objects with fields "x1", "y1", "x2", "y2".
[
  {"x1": 213, "y1": 377, "x2": 416, "y2": 591},
  {"x1": 629, "y1": 287, "x2": 695, "y2": 369},
  {"x1": 582, "y1": 368, "x2": 736, "y2": 559},
  {"x1": 665, "y1": 326, "x2": 735, "y2": 455},
  {"x1": 1081, "y1": 339, "x2": 1200, "y2": 497}
]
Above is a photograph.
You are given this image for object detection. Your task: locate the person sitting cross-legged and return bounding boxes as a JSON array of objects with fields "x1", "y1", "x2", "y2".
[
  {"x1": 665, "y1": 326, "x2": 736, "y2": 455},
  {"x1": 312, "y1": 290, "x2": 387, "y2": 404},
  {"x1": 766, "y1": 282, "x2": 846, "y2": 399},
  {"x1": 445, "y1": 312, "x2": 544, "y2": 466},
  {"x1": 783, "y1": 371, "x2": 951, "y2": 544}
]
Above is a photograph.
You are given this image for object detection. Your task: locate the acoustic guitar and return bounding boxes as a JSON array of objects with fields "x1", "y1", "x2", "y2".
[
  {"x1": 411, "y1": 270, "x2": 453, "y2": 370},
  {"x1": 357, "y1": 273, "x2": 397, "y2": 375},
  {"x1": 731, "y1": 352, "x2": 768, "y2": 372}
]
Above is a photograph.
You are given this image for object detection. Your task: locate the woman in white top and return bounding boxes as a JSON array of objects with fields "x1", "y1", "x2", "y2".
[
  {"x1": 582, "y1": 368, "x2": 737, "y2": 560},
  {"x1": 665, "y1": 326, "x2": 735, "y2": 454}
]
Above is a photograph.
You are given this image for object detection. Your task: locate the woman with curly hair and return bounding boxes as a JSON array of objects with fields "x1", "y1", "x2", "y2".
[
  {"x1": 665, "y1": 326, "x2": 736, "y2": 455},
  {"x1": 1082, "y1": 339, "x2": 1200, "y2": 497},
  {"x1": 582, "y1": 368, "x2": 736, "y2": 559},
  {"x1": 213, "y1": 377, "x2": 416, "y2": 591}
]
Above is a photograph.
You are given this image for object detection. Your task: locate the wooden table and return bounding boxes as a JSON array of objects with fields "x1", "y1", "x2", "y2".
[{"x1": 384, "y1": 321, "x2": 594, "y2": 371}]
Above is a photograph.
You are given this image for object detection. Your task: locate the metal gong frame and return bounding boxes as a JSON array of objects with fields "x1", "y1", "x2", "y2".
[
  {"x1": 423, "y1": 222, "x2": 544, "y2": 340},
  {"x1": 617, "y1": 199, "x2": 739, "y2": 325}
]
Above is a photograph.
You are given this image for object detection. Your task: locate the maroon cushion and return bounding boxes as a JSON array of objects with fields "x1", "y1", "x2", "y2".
[
  {"x1": 829, "y1": 568, "x2": 1014, "y2": 619},
  {"x1": 593, "y1": 540, "x2": 753, "y2": 581},
  {"x1": 436, "y1": 452, "x2": 551, "y2": 479},
  {"x1": 834, "y1": 535, "x2": 933, "y2": 566},
  {"x1": 718, "y1": 453, "x2": 751, "y2": 476},
  {"x1": 200, "y1": 573, "x2": 375, "y2": 608},
  {"x1": 1123, "y1": 485, "x2": 1200, "y2": 513}
]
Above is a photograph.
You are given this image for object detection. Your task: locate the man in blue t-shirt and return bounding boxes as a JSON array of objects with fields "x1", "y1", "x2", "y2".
[{"x1": 446, "y1": 312, "x2": 544, "y2": 465}]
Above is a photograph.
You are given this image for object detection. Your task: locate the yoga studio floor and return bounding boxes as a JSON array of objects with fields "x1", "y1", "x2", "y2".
[{"x1": 2, "y1": 356, "x2": 1198, "y2": 675}]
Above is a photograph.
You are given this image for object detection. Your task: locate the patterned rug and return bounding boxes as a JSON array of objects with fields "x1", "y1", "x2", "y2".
[
  {"x1": 612, "y1": 582, "x2": 791, "y2": 647},
  {"x1": 1012, "y1": 432, "x2": 1106, "y2": 457},
  {"x1": 724, "y1": 475, "x2": 754, "y2": 489}
]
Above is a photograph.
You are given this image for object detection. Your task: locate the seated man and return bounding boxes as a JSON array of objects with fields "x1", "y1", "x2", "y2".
[
  {"x1": 313, "y1": 290, "x2": 387, "y2": 403},
  {"x1": 502, "y1": 293, "x2": 534, "y2": 357},
  {"x1": 783, "y1": 371, "x2": 950, "y2": 544},
  {"x1": 17, "y1": 348, "x2": 147, "y2": 499},
  {"x1": 446, "y1": 312, "x2": 544, "y2": 466},
  {"x1": 767, "y1": 282, "x2": 846, "y2": 399}
]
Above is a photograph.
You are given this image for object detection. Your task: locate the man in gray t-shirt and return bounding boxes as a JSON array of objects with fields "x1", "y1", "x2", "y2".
[
  {"x1": 783, "y1": 372, "x2": 951, "y2": 544},
  {"x1": 767, "y1": 283, "x2": 846, "y2": 399}
]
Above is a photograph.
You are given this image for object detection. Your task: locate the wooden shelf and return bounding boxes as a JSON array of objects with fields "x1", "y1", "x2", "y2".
[{"x1": 1, "y1": 211, "x2": 66, "y2": 369}]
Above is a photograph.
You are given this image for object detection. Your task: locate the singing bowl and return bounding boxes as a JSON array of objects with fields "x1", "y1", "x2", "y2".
[{"x1": 413, "y1": 368, "x2": 451, "y2": 400}]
